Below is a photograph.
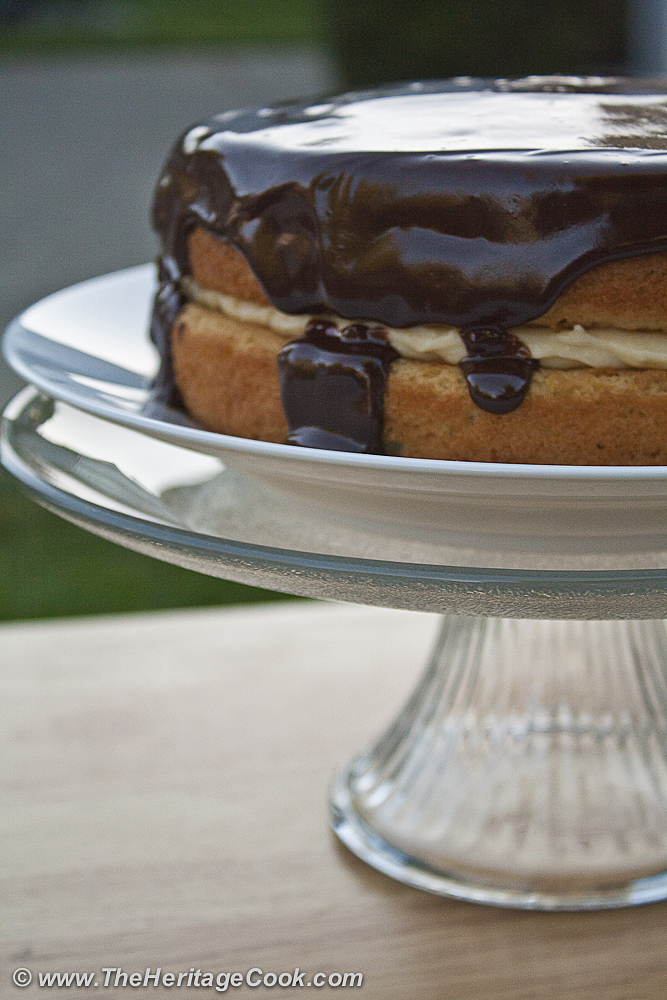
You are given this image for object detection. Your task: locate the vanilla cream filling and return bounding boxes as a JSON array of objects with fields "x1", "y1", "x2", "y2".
[{"x1": 182, "y1": 277, "x2": 667, "y2": 371}]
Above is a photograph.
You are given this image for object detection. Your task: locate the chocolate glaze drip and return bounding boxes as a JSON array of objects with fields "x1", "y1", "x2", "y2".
[
  {"x1": 277, "y1": 319, "x2": 399, "y2": 453},
  {"x1": 459, "y1": 327, "x2": 538, "y2": 414},
  {"x1": 149, "y1": 256, "x2": 185, "y2": 408},
  {"x1": 149, "y1": 77, "x2": 667, "y2": 449}
]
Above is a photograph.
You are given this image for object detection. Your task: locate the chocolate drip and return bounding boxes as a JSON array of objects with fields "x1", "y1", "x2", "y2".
[
  {"x1": 149, "y1": 256, "x2": 185, "y2": 408},
  {"x1": 277, "y1": 319, "x2": 399, "y2": 452},
  {"x1": 459, "y1": 327, "x2": 538, "y2": 414}
]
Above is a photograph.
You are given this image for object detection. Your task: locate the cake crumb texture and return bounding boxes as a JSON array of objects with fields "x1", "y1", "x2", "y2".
[
  {"x1": 172, "y1": 303, "x2": 287, "y2": 442},
  {"x1": 188, "y1": 228, "x2": 270, "y2": 307}
]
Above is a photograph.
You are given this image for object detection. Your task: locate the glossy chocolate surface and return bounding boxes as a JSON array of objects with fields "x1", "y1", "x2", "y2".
[
  {"x1": 278, "y1": 319, "x2": 399, "y2": 453},
  {"x1": 150, "y1": 256, "x2": 185, "y2": 406},
  {"x1": 459, "y1": 327, "x2": 539, "y2": 414}
]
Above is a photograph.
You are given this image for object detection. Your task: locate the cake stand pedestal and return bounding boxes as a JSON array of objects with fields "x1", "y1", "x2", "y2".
[{"x1": 332, "y1": 615, "x2": 667, "y2": 909}]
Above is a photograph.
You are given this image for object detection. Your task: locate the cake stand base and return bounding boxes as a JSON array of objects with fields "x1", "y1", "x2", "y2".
[{"x1": 330, "y1": 615, "x2": 667, "y2": 910}]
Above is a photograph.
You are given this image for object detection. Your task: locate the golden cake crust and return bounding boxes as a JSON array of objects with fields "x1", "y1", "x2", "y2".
[
  {"x1": 188, "y1": 226, "x2": 667, "y2": 332},
  {"x1": 172, "y1": 302, "x2": 667, "y2": 465},
  {"x1": 188, "y1": 228, "x2": 270, "y2": 306}
]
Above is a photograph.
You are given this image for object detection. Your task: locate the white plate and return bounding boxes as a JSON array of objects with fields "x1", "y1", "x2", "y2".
[{"x1": 5, "y1": 264, "x2": 667, "y2": 566}]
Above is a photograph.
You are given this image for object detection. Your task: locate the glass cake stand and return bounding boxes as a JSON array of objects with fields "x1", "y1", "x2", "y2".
[{"x1": 5, "y1": 267, "x2": 667, "y2": 911}]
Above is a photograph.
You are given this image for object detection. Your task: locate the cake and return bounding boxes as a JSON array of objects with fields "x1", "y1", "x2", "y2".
[{"x1": 150, "y1": 77, "x2": 667, "y2": 465}]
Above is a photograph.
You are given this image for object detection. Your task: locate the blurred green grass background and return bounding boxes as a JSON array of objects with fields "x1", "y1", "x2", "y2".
[
  {"x1": 0, "y1": 0, "x2": 320, "y2": 51},
  {"x1": 0, "y1": 466, "x2": 295, "y2": 621}
]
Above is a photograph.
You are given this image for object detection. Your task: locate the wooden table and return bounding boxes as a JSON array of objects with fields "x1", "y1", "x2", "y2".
[{"x1": 2, "y1": 602, "x2": 666, "y2": 998}]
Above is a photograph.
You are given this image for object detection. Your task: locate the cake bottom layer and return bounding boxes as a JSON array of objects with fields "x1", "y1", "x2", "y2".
[{"x1": 171, "y1": 302, "x2": 667, "y2": 465}]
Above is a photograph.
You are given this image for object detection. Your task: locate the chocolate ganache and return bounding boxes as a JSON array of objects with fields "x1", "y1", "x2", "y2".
[
  {"x1": 277, "y1": 319, "x2": 399, "y2": 452},
  {"x1": 151, "y1": 76, "x2": 667, "y2": 451}
]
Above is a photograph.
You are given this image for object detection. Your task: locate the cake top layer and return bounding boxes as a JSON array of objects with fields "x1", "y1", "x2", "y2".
[{"x1": 153, "y1": 77, "x2": 667, "y2": 329}]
